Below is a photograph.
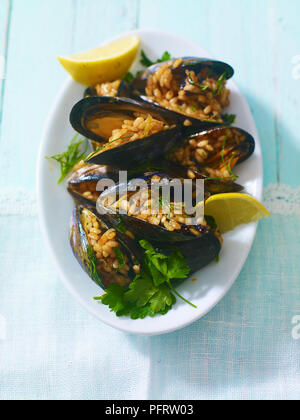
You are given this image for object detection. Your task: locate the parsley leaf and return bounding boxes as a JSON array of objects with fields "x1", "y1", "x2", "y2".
[
  {"x1": 96, "y1": 284, "x2": 130, "y2": 317},
  {"x1": 139, "y1": 240, "x2": 191, "y2": 285},
  {"x1": 139, "y1": 240, "x2": 194, "y2": 308},
  {"x1": 157, "y1": 51, "x2": 172, "y2": 63},
  {"x1": 123, "y1": 72, "x2": 134, "y2": 83},
  {"x1": 125, "y1": 273, "x2": 158, "y2": 307},
  {"x1": 167, "y1": 251, "x2": 191, "y2": 280},
  {"x1": 46, "y1": 134, "x2": 89, "y2": 183},
  {"x1": 223, "y1": 114, "x2": 236, "y2": 125},
  {"x1": 149, "y1": 285, "x2": 175, "y2": 312},
  {"x1": 140, "y1": 50, "x2": 171, "y2": 67},
  {"x1": 140, "y1": 50, "x2": 154, "y2": 67}
]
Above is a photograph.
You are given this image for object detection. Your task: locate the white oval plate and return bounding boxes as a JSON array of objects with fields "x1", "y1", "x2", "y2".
[{"x1": 37, "y1": 29, "x2": 263, "y2": 336}]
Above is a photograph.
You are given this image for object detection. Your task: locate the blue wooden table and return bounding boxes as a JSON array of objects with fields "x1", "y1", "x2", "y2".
[{"x1": 0, "y1": 0, "x2": 299, "y2": 400}]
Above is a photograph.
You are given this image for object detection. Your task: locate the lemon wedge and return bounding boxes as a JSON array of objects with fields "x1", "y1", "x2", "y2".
[
  {"x1": 205, "y1": 193, "x2": 271, "y2": 233},
  {"x1": 58, "y1": 35, "x2": 140, "y2": 86}
]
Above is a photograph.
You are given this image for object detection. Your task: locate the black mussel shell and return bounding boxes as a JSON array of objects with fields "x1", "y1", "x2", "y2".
[
  {"x1": 155, "y1": 232, "x2": 221, "y2": 277},
  {"x1": 67, "y1": 162, "x2": 176, "y2": 208},
  {"x1": 70, "y1": 206, "x2": 141, "y2": 289},
  {"x1": 67, "y1": 163, "x2": 122, "y2": 208},
  {"x1": 131, "y1": 57, "x2": 234, "y2": 129},
  {"x1": 70, "y1": 97, "x2": 182, "y2": 168},
  {"x1": 150, "y1": 159, "x2": 244, "y2": 195},
  {"x1": 167, "y1": 126, "x2": 255, "y2": 182}
]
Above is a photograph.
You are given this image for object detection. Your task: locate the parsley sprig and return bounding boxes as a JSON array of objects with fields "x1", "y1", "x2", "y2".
[
  {"x1": 123, "y1": 50, "x2": 172, "y2": 83},
  {"x1": 223, "y1": 114, "x2": 236, "y2": 125},
  {"x1": 46, "y1": 134, "x2": 89, "y2": 184},
  {"x1": 95, "y1": 240, "x2": 195, "y2": 319},
  {"x1": 140, "y1": 50, "x2": 171, "y2": 67}
]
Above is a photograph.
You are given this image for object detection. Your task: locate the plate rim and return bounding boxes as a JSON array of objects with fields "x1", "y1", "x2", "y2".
[{"x1": 37, "y1": 28, "x2": 263, "y2": 336}]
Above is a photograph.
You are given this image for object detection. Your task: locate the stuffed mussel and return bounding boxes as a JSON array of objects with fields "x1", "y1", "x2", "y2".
[
  {"x1": 97, "y1": 171, "x2": 222, "y2": 244},
  {"x1": 70, "y1": 206, "x2": 141, "y2": 289},
  {"x1": 70, "y1": 96, "x2": 182, "y2": 168},
  {"x1": 131, "y1": 57, "x2": 234, "y2": 128},
  {"x1": 67, "y1": 156, "x2": 245, "y2": 215},
  {"x1": 168, "y1": 126, "x2": 255, "y2": 183}
]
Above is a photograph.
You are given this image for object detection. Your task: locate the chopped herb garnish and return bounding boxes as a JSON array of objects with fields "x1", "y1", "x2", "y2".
[
  {"x1": 46, "y1": 134, "x2": 88, "y2": 183},
  {"x1": 213, "y1": 72, "x2": 227, "y2": 97},
  {"x1": 87, "y1": 245, "x2": 102, "y2": 286},
  {"x1": 113, "y1": 247, "x2": 126, "y2": 271},
  {"x1": 187, "y1": 72, "x2": 209, "y2": 91},
  {"x1": 116, "y1": 216, "x2": 127, "y2": 234},
  {"x1": 221, "y1": 136, "x2": 238, "y2": 181},
  {"x1": 86, "y1": 146, "x2": 104, "y2": 160},
  {"x1": 85, "y1": 135, "x2": 132, "y2": 161},
  {"x1": 205, "y1": 135, "x2": 239, "y2": 183}
]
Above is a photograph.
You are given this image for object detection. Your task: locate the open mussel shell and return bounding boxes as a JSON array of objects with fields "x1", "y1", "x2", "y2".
[
  {"x1": 68, "y1": 163, "x2": 122, "y2": 208},
  {"x1": 67, "y1": 162, "x2": 173, "y2": 208},
  {"x1": 131, "y1": 57, "x2": 234, "y2": 129},
  {"x1": 70, "y1": 206, "x2": 141, "y2": 289},
  {"x1": 133, "y1": 57, "x2": 234, "y2": 90},
  {"x1": 97, "y1": 171, "x2": 212, "y2": 243},
  {"x1": 70, "y1": 96, "x2": 182, "y2": 168},
  {"x1": 168, "y1": 126, "x2": 255, "y2": 183},
  {"x1": 177, "y1": 233, "x2": 221, "y2": 274}
]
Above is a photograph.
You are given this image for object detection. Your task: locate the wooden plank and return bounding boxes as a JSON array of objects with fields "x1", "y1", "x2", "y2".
[
  {"x1": 0, "y1": 0, "x2": 11, "y2": 123},
  {"x1": 72, "y1": 0, "x2": 139, "y2": 52},
  {"x1": 0, "y1": 0, "x2": 139, "y2": 191},
  {"x1": 0, "y1": 0, "x2": 74, "y2": 190},
  {"x1": 272, "y1": 0, "x2": 300, "y2": 187},
  {"x1": 139, "y1": 0, "x2": 279, "y2": 186}
]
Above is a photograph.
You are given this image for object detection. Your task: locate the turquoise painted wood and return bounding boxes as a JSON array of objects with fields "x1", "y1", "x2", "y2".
[
  {"x1": 0, "y1": 0, "x2": 299, "y2": 189},
  {"x1": 0, "y1": 0, "x2": 10, "y2": 122},
  {"x1": 0, "y1": 0, "x2": 300, "y2": 400}
]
